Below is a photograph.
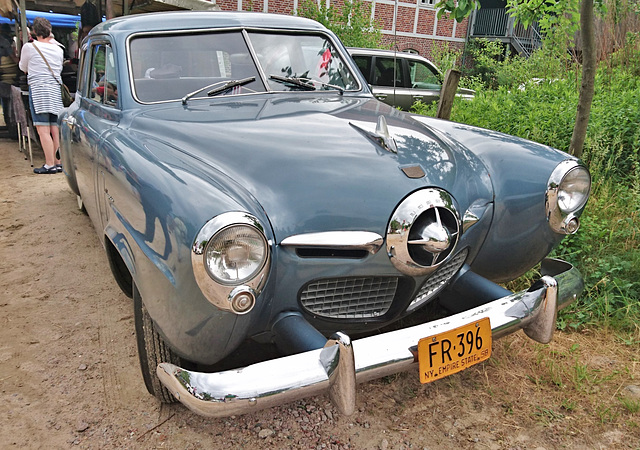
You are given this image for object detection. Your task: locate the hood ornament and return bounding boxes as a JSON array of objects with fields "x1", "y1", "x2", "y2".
[
  {"x1": 349, "y1": 115, "x2": 397, "y2": 154},
  {"x1": 375, "y1": 115, "x2": 397, "y2": 153}
]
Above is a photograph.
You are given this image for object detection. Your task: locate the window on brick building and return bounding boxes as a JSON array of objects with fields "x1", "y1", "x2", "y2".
[{"x1": 419, "y1": 0, "x2": 436, "y2": 8}]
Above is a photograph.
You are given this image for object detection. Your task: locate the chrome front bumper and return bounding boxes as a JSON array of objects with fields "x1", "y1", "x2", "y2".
[{"x1": 157, "y1": 258, "x2": 583, "y2": 418}]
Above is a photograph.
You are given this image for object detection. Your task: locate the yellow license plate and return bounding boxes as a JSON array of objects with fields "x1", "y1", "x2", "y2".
[{"x1": 418, "y1": 317, "x2": 492, "y2": 383}]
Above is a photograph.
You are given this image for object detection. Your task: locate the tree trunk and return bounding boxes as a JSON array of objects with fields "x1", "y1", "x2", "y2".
[
  {"x1": 569, "y1": 0, "x2": 596, "y2": 159},
  {"x1": 106, "y1": 0, "x2": 114, "y2": 19}
]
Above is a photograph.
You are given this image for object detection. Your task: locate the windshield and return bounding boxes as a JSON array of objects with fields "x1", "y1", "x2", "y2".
[
  {"x1": 247, "y1": 32, "x2": 359, "y2": 92},
  {"x1": 129, "y1": 30, "x2": 359, "y2": 103}
]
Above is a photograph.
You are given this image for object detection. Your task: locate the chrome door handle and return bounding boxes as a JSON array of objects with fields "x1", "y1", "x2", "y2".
[
  {"x1": 375, "y1": 94, "x2": 387, "y2": 100},
  {"x1": 63, "y1": 115, "x2": 76, "y2": 131}
]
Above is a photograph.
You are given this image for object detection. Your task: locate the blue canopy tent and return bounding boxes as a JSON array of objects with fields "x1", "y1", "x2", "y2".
[{"x1": 0, "y1": 10, "x2": 80, "y2": 28}]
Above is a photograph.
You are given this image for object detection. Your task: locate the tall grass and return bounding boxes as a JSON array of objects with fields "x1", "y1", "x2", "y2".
[{"x1": 412, "y1": 42, "x2": 640, "y2": 333}]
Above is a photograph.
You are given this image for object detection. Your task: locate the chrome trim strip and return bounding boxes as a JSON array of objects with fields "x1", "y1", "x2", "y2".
[
  {"x1": 280, "y1": 231, "x2": 384, "y2": 255},
  {"x1": 462, "y1": 200, "x2": 491, "y2": 233},
  {"x1": 158, "y1": 258, "x2": 583, "y2": 418}
]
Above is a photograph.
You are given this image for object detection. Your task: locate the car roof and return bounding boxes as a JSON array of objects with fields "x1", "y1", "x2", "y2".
[
  {"x1": 347, "y1": 47, "x2": 436, "y2": 64},
  {"x1": 89, "y1": 10, "x2": 328, "y2": 36}
]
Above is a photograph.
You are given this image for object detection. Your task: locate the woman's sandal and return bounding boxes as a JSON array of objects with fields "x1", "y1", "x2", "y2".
[{"x1": 34, "y1": 165, "x2": 58, "y2": 174}]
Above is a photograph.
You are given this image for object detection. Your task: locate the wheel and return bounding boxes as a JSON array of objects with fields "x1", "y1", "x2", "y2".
[{"x1": 133, "y1": 282, "x2": 181, "y2": 403}]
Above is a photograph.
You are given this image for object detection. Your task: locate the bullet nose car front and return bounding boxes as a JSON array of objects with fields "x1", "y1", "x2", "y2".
[{"x1": 58, "y1": 11, "x2": 590, "y2": 418}]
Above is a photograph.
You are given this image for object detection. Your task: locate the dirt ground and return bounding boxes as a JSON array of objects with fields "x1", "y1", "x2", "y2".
[{"x1": 1, "y1": 138, "x2": 639, "y2": 449}]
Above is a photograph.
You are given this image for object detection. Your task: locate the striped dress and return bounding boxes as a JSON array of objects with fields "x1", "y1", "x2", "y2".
[{"x1": 18, "y1": 41, "x2": 64, "y2": 115}]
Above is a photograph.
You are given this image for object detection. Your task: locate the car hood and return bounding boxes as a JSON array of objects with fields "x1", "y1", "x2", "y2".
[{"x1": 129, "y1": 95, "x2": 493, "y2": 242}]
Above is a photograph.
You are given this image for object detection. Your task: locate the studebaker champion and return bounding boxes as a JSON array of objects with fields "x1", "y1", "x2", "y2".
[{"x1": 59, "y1": 11, "x2": 590, "y2": 417}]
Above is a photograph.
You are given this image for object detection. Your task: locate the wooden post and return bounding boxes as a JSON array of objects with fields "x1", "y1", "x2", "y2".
[
  {"x1": 106, "y1": 0, "x2": 114, "y2": 19},
  {"x1": 18, "y1": 0, "x2": 27, "y2": 52},
  {"x1": 436, "y1": 69, "x2": 461, "y2": 121}
]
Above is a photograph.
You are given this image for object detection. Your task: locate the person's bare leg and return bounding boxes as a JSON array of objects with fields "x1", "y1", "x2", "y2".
[
  {"x1": 36, "y1": 124, "x2": 55, "y2": 166},
  {"x1": 51, "y1": 125, "x2": 60, "y2": 164}
]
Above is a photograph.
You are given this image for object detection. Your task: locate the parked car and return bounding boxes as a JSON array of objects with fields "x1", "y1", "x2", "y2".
[
  {"x1": 348, "y1": 47, "x2": 475, "y2": 110},
  {"x1": 59, "y1": 11, "x2": 590, "y2": 418}
]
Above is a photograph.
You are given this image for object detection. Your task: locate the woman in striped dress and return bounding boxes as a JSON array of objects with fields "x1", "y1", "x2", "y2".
[{"x1": 18, "y1": 17, "x2": 64, "y2": 174}]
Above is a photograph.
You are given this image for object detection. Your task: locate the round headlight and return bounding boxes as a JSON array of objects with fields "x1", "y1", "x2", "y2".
[
  {"x1": 204, "y1": 225, "x2": 268, "y2": 285},
  {"x1": 557, "y1": 166, "x2": 591, "y2": 213}
]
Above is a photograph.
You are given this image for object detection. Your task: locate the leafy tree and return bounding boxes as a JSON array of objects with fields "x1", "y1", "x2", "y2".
[
  {"x1": 435, "y1": 0, "x2": 480, "y2": 22},
  {"x1": 296, "y1": 0, "x2": 384, "y2": 49},
  {"x1": 507, "y1": 0, "x2": 595, "y2": 158},
  {"x1": 437, "y1": 0, "x2": 596, "y2": 158}
]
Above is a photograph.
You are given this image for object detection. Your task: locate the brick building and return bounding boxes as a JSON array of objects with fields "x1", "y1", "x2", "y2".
[{"x1": 214, "y1": 0, "x2": 470, "y2": 59}]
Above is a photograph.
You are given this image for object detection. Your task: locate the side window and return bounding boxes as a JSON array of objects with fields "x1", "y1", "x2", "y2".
[
  {"x1": 103, "y1": 46, "x2": 118, "y2": 107},
  {"x1": 352, "y1": 56, "x2": 371, "y2": 83},
  {"x1": 88, "y1": 43, "x2": 118, "y2": 107},
  {"x1": 373, "y1": 57, "x2": 405, "y2": 88},
  {"x1": 409, "y1": 60, "x2": 440, "y2": 89}
]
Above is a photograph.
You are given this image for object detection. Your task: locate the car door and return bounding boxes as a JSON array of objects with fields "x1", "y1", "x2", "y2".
[
  {"x1": 407, "y1": 58, "x2": 442, "y2": 106},
  {"x1": 66, "y1": 39, "x2": 121, "y2": 235},
  {"x1": 371, "y1": 56, "x2": 411, "y2": 109}
]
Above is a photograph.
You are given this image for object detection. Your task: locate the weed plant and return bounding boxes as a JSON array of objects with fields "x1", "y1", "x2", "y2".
[{"x1": 412, "y1": 41, "x2": 640, "y2": 333}]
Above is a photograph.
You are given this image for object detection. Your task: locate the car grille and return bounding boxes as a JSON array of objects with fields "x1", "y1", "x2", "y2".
[
  {"x1": 300, "y1": 277, "x2": 398, "y2": 319},
  {"x1": 407, "y1": 249, "x2": 469, "y2": 312}
]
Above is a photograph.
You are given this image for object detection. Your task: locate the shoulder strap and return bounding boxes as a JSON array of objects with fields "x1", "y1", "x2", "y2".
[{"x1": 32, "y1": 43, "x2": 62, "y2": 87}]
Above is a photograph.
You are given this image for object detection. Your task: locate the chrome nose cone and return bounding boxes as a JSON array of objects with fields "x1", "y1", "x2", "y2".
[
  {"x1": 409, "y1": 221, "x2": 451, "y2": 254},
  {"x1": 386, "y1": 188, "x2": 460, "y2": 276}
]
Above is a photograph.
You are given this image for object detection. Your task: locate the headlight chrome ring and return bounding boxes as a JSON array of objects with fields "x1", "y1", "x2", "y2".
[
  {"x1": 192, "y1": 212, "x2": 271, "y2": 314},
  {"x1": 546, "y1": 160, "x2": 591, "y2": 235}
]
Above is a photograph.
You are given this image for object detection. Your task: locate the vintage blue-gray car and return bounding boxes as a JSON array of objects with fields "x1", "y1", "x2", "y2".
[{"x1": 59, "y1": 11, "x2": 590, "y2": 417}]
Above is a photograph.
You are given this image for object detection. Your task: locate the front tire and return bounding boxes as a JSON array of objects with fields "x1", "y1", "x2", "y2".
[{"x1": 133, "y1": 283, "x2": 180, "y2": 403}]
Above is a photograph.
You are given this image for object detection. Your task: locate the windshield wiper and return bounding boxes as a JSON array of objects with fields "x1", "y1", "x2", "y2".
[
  {"x1": 269, "y1": 75, "x2": 344, "y2": 94},
  {"x1": 269, "y1": 75, "x2": 316, "y2": 91},
  {"x1": 313, "y1": 80, "x2": 344, "y2": 94},
  {"x1": 208, "y1": 77, "x2": 256, "y2": 97},
  {"x1": 181, "y1": 77, "x2": 256, "y2": 105}
]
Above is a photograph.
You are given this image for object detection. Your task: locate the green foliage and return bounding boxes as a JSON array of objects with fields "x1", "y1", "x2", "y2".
[
  {"x1": 506, "y1": 0, "x2": 580, "y2": 54},
  {"x1": 428, "y1": 41, "x2": 463, "y2": 75},
  {"x1": 295, "y1": 0, "x2": 384, "y2": 49},
  {"x1": 463, "y1": 39, "x2": 506, "y2": 89},
  {"x1": 434, "y1": 0, "x2": 480, "y2": 22},
  {"x1": 411, "y1": 42, "x2": 640, "y2": 332},
  {"x1": 463, "y1": 38, "x2": 572, "y2": 90},
  {"x1": 553, "y1": 175, "x2": 640, "y2": 332}
]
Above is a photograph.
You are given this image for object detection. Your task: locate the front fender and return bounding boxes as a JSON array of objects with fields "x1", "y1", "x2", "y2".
[
  {"x1": 99, "y1": 130, "x2": 274, "y2": 365},
  {"x1": 411, "y1": 115, "x2": 576, "y2": 281}
]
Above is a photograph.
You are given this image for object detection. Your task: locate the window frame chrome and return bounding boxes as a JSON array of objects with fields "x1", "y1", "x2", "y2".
[{"x1": 125, "y1": 27, "x2": 362, "y2": 105}]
